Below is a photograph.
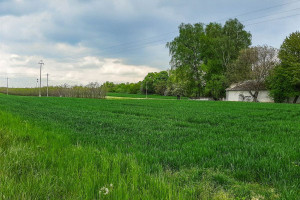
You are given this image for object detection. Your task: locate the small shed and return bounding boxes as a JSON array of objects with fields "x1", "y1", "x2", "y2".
[{"x1": 226, "y1": 81, "x2": 274, "y2": 103}]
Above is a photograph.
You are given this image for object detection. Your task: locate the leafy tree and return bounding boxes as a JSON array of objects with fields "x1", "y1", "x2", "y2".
[
  {"x1": 141, "y1": 72, "x2": 158, "y2": 94},
  {"x1": 167, "y1": 19, "x2": 251, "y2": 98},
  {"x1": 128, "y1": 82, "x2": 141, "y2": 94},
  {"x1": 166, "y1": 23, "x2": 206, "y2": 97},
  {"x1": 204, "y1": 19, "x2": 252, "y2": 72},
  {"x1": 141, "y1": 71, "x2": 169, "y2": 95},
  {"x1": 103, "y1": 81, "x2": 116, "y2": 92},
  {"x1": 278, "y1": 31, "x2": 300, "y2": 103},
  {"x1": 154, "y1": 71, "x2": 169, "y2": 95},
  {"x1": 267, "y1": 66, "x2": 294, "y2": 103},
  {"x1": 227, "y1": 45, "x2": 278, "y2": 102},
  {"x1": 104, "y1": 81, "x2": 141, "y2": 94}
]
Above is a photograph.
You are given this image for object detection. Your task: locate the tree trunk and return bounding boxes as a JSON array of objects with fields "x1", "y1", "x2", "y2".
[
  {"x1": 197, "y1": 83, "x2": 202, "y2": 98},
  {"x1": 293, "y1": 95, "x2": 299, "y2": 104},
  {"x1": 249, "y1": 91, "x2": 259, "y2": 102}
]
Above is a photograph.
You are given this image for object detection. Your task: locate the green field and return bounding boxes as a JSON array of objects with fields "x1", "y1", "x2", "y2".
[
  {"x1": 0, "y1": 94, "x2": 299, "y2": 199},
  {"x1": 107, "y1": 92, "x2": 188, "y2": 99}
]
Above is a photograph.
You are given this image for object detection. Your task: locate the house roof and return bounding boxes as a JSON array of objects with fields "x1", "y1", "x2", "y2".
[{"x1": 226, "y1": 80, "x2": 267, "y2": 91}]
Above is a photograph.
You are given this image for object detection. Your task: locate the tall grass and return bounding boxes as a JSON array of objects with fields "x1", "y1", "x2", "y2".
[
  {"x1": 0, "y1": 111, "x2": 189, "y2": 199},
  {"x1": 0, "y1": 94, "x2": 299, "y2": 199},
  {"x1": 0, "y1": 110, "x2": 277, "y2": 199}
]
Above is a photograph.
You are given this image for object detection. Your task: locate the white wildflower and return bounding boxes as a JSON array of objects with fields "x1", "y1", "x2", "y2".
[{"x1": 99, "y1": 187, "x2": 109, "y2": 195}]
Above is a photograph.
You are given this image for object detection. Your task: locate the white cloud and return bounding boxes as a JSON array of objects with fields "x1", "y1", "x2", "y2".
[{"x1": 0, "y1": 47, "x2": 160, "y2": 87}]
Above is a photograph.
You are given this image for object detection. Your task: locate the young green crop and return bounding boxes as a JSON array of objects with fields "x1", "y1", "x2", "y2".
[
  {"x1": 0, "y1": 94, "x2": 299, "y2": 199},
  {"x1": 107, "y1": 92, "x2": 188, "y2": 99}
]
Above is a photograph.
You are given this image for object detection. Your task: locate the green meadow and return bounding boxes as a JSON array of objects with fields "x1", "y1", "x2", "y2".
[
  {"x1": 0, "y1": 94, "x2": 299, "y2": 199},
  {"x1": 106, "y1": 92, "x2": 188, "y2": 99}
]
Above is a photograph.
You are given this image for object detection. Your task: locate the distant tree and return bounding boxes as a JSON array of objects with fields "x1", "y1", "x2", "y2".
[
  {"x1": 141, "y1": 71, "x2": 169, "y2": 95},
  {"x1": 128, "y1": 82, "x2": 142, "y2": 94},
  {"x1": 103, "y1": 81, "x2": 115, "y2": 92},
  {"x1": 141, "y1": 72, "x2": 156, "y2": 94},
  {"x1": 154, "y1": 71, "x2": 169, "y2": 95},
  {"x1": 227, "y1": 45, "x2": 278, "y2": 102}
]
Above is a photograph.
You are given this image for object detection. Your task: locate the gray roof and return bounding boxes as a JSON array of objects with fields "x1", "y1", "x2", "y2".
[{"x1": 226, "y1": 80, "x2": 267, "y2": 91}]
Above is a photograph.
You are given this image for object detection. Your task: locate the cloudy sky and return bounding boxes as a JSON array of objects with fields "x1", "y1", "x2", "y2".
[{"x1": 0, "y1": 0, "x2": 299, "y2": 87}]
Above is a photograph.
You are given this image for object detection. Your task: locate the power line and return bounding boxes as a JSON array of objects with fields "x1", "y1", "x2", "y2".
[
  {"x1": 245, "y1": 13, "x2": 300, "y2": 26},
  {"x1": 97, "y1": 17, "x2": 300, "y2": 56},
  {"x1": 241, "y1": 7, "x2": 300, "y2": 23},
  {"x1": 99, "y1": 13, "x2": 300, "y2": 55},
  {"x1": 216, "y1": 0, "x2": 300, "y2": 22},
  {"x1": 95, "y1": 0, "x2": 300, "y2": 53},
  {"x1": 98, "y1": 31, "x2": 176, "y2": 53},
  {"x1": 100, "y1": 37, "x2": 170, "y2": 55}
]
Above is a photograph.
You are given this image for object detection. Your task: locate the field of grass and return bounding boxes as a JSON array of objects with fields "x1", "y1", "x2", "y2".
[
  {"x1": 107, "y1": 92, "x2": 188, "y2": 99},
  {"x1": 0, "y1": 94, "x2": 299, "y2": 199}
]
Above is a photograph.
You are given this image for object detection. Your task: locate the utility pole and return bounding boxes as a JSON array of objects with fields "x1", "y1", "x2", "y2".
[
  {"x1": 47, "y1": 73, "x2": 49, "y2": 97},
  {"x1": 38, "y1": 60, "x2": 44, "y2": 97},
  {"x1": 6, "y1": 77, "x2": 9, "y2": 95}
]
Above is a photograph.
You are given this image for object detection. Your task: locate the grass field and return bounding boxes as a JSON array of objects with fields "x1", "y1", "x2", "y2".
[
  {"x1": 0, "y1": 94, "x2": 299, "y2": 199},
  {"x1": 106, "y1": 92, "x2": 188, "y2": 99}
]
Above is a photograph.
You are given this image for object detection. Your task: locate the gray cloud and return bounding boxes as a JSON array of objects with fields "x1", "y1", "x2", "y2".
[{"x1": 0, "y1": 0, "x2": 299, "y2": 87}]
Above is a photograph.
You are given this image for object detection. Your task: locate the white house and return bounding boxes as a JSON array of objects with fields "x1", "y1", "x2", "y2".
[{"x1": 226, "y1": 81, "x2": 274, "y2": 103}]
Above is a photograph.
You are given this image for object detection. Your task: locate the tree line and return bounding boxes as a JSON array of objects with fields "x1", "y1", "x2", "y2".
[
  {"x1": 2, "y1": 19, "x2": 298, "y2": 102},
  {"x1": 107, "y1": 19, "x2": 299, "y2": 103},
  {"x1": 0, "y1": 82, "x2": 107, "y2": 99}
]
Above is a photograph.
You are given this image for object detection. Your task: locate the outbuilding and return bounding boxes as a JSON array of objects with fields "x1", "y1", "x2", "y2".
[{"x1": 226, "y1": 81, "x2": 274, "y2": 103}]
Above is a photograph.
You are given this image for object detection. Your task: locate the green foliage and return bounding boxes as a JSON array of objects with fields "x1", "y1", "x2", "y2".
[
  {"x1": 141, "y1": 71, "x2": 169, "y2": 95},
  {"x1": 205, "y1": 74, "x2": 227, "y2": 100},
  {"x1": 267, "y1": 66, "x2": 294, "y2": 103},
  {"x1": 154, "y1": 71, "x2": 169, "y2": 95},
  {"x1": 167, "y1": 19, "x2": 251, "y2": 98},
  {"x1": 268, "y1": 31, "x2": 300, "y2": 103},
  {"x1": 104, "y1": 81, "x2": 142, "y2": 94},
  {"x1": 166, "y1": 23, "x2": 206, "y2": 97},
  {"x1": 279, "y1": 31, "x2": 300, "y2": 65},
  {"x1": 0, "y1": 94, "x2": 300, "y2": 199},
  {"x1": 141, "y1": 72, "x2": 157, "y2": 94}
]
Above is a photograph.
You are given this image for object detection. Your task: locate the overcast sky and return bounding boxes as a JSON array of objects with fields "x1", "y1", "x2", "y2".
[{"x1": 0, "y1": 0, "x2": 299, "y2": 87}]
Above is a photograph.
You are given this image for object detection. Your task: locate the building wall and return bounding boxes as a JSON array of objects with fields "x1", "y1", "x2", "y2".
[
  {"x1": 226, "y1": 90, "x2": 274, "y2": 103},
  {"x1": 287, "y1": 97, "x2": 300, "y2": 104}
]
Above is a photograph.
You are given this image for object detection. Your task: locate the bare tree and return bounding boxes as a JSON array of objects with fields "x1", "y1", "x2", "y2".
[{"x1": 227, "y1": 45, "x2": 278, "y2": 102}]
